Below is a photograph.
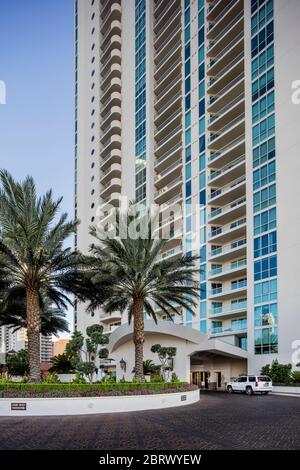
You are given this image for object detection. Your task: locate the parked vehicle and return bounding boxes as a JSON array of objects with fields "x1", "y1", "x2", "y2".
[{"x1": 227, "y1": 375, "x2": 273, "y2": 395}]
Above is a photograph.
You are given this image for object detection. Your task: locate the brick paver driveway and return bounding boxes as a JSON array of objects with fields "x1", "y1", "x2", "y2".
[{"x1": 0, "y1": 392, "x2": 299, "y2": 450}]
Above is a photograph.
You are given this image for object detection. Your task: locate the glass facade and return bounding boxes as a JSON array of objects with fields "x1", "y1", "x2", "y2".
[
  {"x1": 198, "y1": 0, "x2": 206, "y2": 334},
  {"x1": 135, "y1": 0, "x2": 147, "y2": 203},
  {"x1": 251, "y1": 0, "x2": 278, "y2": 355}
]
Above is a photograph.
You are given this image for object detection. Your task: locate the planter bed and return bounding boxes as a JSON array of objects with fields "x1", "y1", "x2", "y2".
[{"x1": 0, "y1": 384, "x2": 200, "y2": 416}]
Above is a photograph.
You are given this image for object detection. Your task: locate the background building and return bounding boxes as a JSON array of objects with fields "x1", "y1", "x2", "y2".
[
  {"x1": 52, "y1": 339, "x2": 70, "y2": 357},
  {"x1": 75, "y1": 0, "x2": 300, "y2": 378},
  {"x1": 0, "y1": 326, "x2": 53, "y2": 363}
]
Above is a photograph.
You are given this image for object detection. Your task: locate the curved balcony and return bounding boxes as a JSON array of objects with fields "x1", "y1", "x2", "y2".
[
  {"x1": 101, "y1": 63, "x2": 121, "y2": 89},
  {"x1": 101, "y1": 105, "x2": 122, "y2": 130},
  {"x1": 100, "y1": 178, "x2": 121, "y2": 199},
  {"x1": 102, "y1": 191, "x2": 122, "y2": 209},
  {"x1": 101, "y1": 35, "x2": 121, "y2": 64},
  {"x1": 101, "y1": 91, "x2": 122, "y2": 117},
  {"x1": 101, "y1": 49, "x2": 121, "y2": 78},
  {"x1": 100, "y1": 120, "x2": 121, "y2": 144},
  {"x1": 101, "y1": 77, "x2": 121, "y2": 103},
  {"x1": 100, "y1": 149, "x2": 121, "y2": 171},
  {"x1": 100, "y1": 312, "x2": 122, "y2": 324},
  {"x1": 101, "y1": 19, "x2": 121, "y2": 50},
  {"x1": 100, "y1": 162, "x2": 122, "y2": 185},
  {"x1": 100, "y1": 135, "x2": 121, "y2": 159},
  {"x1": 101, "y1": 2, "x2": 121, "y2": 34}
]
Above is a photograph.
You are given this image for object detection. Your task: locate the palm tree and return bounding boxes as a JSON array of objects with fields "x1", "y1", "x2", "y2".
[
  {"x1": 87, "y1": 207, "x2": 200, "y2": 382},
  {"x1": 0, "y1": 170, "x2": 85, "y2": 382},
  {"x1": 0, "y1": 288, "x2": 69, "y2": 336}
]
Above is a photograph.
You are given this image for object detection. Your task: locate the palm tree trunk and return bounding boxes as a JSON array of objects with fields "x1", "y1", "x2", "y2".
[
  {"x1": 133, "y1": 297, "x2": 145, "y2": 382},
  {"x1": 26, "y1": 288, "x2": 41, "y2": 383}
]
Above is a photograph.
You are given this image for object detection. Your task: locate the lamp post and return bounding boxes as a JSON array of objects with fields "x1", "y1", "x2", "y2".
[{"x1": 120, "y1": 358, "x2": 126, "y2": 373}]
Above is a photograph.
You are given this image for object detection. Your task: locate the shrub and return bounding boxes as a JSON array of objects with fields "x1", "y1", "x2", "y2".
[
  {"x1": 50, "y1": 353, "x2": 74, "y2": 374},
  {"x1": 0, "y1": 376, "x2": 12, "y2": 384},
  {"x1": 260, "y1": 360, "x2": 292, "y2": 384},
  {"x1": 0, "y1": 381, "x2": 187, "y2": 395},
  {"x1": 6, "y1": 349, "x2": 29, "y2": 376},
  {"x1": 71, "y1": 373, "x2": 87, "y2": 384},
  {"x1": 171, "y1": 372, "x2": 179, "y2": 382},
  {"x1": 291, "y1": 371, "x2": 300, "y2": 384},
  {"x1": 0, "y1": 381, "x2": 192, "y2": 398},
  {"x1": 151, "y1": 374, "x2": 164, "y2": 383},
  {"x1": 42, "y1": 372, "x2": 61, "y2": 384}
]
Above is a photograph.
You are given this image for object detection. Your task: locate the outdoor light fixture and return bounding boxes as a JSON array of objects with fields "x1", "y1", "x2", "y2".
[{"x1": 120, "y1": 358, "x2": 126, "y2": 372}]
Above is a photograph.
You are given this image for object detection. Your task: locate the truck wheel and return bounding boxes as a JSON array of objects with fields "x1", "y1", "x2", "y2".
[
  {"x1": 246, "y1": 386, "x2": 253, "y2": 395},
  {"x1": 227, "y1": 385, "x2": 233, "y2": 393}
]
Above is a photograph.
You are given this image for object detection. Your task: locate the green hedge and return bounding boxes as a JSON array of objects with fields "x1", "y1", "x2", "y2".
[{"x1": 0, "y1": 382, "x2": 187, "y2": 393}]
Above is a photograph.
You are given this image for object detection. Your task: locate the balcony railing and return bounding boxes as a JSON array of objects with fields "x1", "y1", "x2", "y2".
[
  {"x1": 207, "y1": 0, "x2": 238, "y2": 33},
  {"x1": 208, "y1": 11, "x2": 244, "y2": 51},
  {"x1": 209, "y1": 259, "x2": 246, "y2": 277},
  {"x1": 209, "y1": 302, "x2": 247, "y2": 316},
  {"x1": 209, "y1": 280, "x2": 247, "y2": 297},
  {"x1": 208, "y1": 72, "x2": 244, "y2": 108},
  {"x1": 208, "y1": 155, "x2": 245, "y2": 181},
  {"x1": 208, "y1": 175, "x2": 245, "y2": 202},
  {"x1": 208, "y1": 93, "x2": 244, "y2": 125},
  {"x1": 210, "y1": 319, "x2": 247, "y2": 335},
  {"x1": 208, "y1": 195, "x2": 246, "y2": 221},
  {"x1": 208, "y1": 52, "x2": 244, "y2": 88},
  {"x1": 208, "y1": 31, "x2": 244, "y2": 72},
  {"x1": 208, "y1": 134, "x2": 245, "y2": 163},
  {"x1": 155, "y1": 142, "x2": 182, "y2": 167},
  {"x1": 209, "y1": 217, "x2": 246, "y2": 239},
  {"x1": 209, "y1": 237, "x2": 246, "y2": 258},
  {"x1": 155, "y1": 125, "x2": 181, "y2": 150},
  {"x1": 154, "y1": 176, "x2": 182, "y2": 199},
  {"x1": 208, "y1": 113, "x2": 245, "y2": 144}
]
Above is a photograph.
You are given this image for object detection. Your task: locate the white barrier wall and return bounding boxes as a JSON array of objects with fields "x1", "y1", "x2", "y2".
[{"x1": 0, "y1": 389, "x2": 200, "y2": 417}]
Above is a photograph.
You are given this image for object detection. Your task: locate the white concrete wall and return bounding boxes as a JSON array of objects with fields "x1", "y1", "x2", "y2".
[
  {"x1": 110, "y1": 333, "x2": 194, "y2": 382},
  {"x1": 0, "y1": 389, "x2": 200, "y2": 416}
]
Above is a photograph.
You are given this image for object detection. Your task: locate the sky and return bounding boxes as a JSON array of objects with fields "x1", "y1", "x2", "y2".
[{"x1": 0, "y1": 0, "x2": 75, "y2": 337}]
